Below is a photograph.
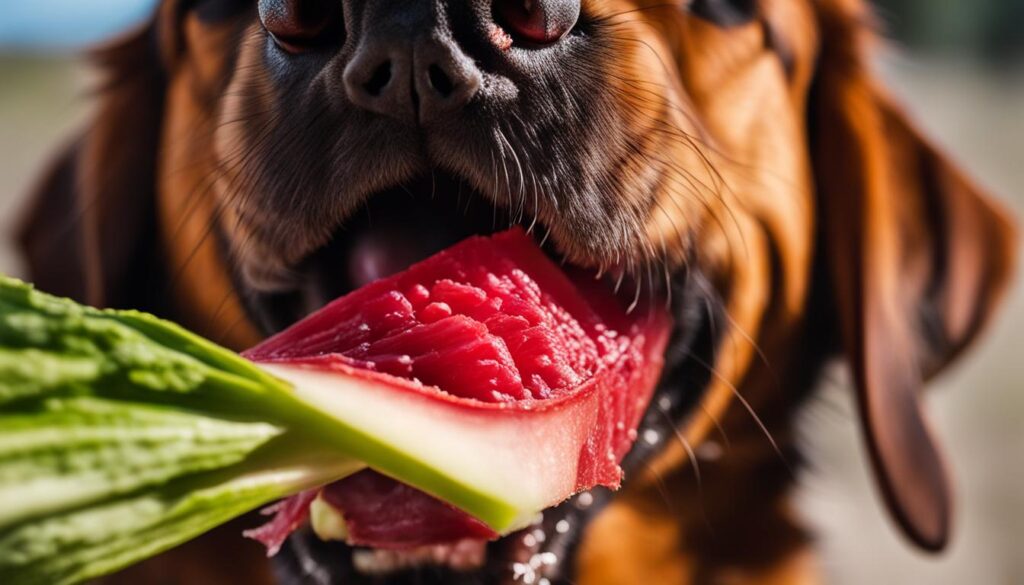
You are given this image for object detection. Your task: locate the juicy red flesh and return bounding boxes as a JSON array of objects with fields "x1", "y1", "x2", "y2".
[
  {"x1": 322, "y1": 471, "x2": 499, "y2": 548},
  {"x1": 242, "y1": 490, "x2": 318, "y2": 556},
  {"x1": 246, "y1": 230, "x2": 606, "y2": 403},
  {"x1": 243, "y1": 229, "x2": 670, "y2": 552}
]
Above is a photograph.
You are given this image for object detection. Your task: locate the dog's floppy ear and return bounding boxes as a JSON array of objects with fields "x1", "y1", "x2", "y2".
[
  {"x1": 18, "y1": 12, "x2": 170, "y2": 310},
  {"x1": 810, "y1": 0, "x2": 1017, "y2": 551}
]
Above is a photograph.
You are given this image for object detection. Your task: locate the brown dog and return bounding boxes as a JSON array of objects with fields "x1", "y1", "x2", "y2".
[{"x1": 19, "y1": 0, "x2": 1017, "y2": 583}]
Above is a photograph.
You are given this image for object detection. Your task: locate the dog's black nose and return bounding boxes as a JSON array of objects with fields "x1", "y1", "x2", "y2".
[{"x1": 343, "y1": 3, "x2": 481, "y2": 125}]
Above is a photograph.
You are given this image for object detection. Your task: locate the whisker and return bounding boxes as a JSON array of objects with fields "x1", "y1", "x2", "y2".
[
  {"x1": 660, "y1": 410, "x2": 706, "y2": 512},
  {"x1": 689, "y1": 350, "x2": 790, "y2": 471},
  {"x1": 642, "y1": 461, "x2": 677, "y2": 514}
]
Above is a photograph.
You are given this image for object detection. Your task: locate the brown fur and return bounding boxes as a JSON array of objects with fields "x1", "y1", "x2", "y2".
[{"x1": 19, "y1": 0, "x2": 1016, "y2": 583}]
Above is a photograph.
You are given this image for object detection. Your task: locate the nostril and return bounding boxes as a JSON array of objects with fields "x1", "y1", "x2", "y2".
[
  {"x1": 427, "y1": 64, "x2": 455, "y2": 98},
  {"x1": 344, "y1": 36, "x2": 479, "y2": 123},
  {"x1": 363, "y1": 62, "x2": 392, "y2": 97}
]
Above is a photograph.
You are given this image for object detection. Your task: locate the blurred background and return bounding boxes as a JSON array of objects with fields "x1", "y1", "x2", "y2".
[{"x1": 0, "y1": 1, "x2": 1021, "y2": 583}]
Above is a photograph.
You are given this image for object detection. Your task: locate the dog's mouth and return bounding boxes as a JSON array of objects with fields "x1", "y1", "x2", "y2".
[
  {"x1": 236, "y1": 172, "x2": 711, "y2": 584},
  {"x1": 245, "y1": 173, "x2": 534, "y2": 335}
]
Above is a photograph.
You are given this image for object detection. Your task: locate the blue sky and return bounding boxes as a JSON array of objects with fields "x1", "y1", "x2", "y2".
[{"x1": 0, "y1": 0, "x2": 158, "y2": 51}]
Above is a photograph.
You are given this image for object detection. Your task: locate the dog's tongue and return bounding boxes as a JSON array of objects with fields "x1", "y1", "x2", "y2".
[
  {"x1": 346, "y1": 225, "x2": 453, "y2": 288},
  {"x1": 243, "y1": 229, "x2": 670, "y2": 553}
]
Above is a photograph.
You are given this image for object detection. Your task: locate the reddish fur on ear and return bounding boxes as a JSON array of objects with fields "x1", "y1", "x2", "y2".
[
  {"x1": 19, "y1": 136, "x2": 89, "y2": 301},
  {"x1": 811, "y1": 0, "x2": 1017, "y2": 552},
  {"x1": 18, "y1": 18, "x2": 166, "y2": 310}
]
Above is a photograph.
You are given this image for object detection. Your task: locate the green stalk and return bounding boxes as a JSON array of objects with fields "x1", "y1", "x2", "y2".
[
  {"x1": 0, "y1": 274, "x2": 530, "y2": 584},
  {"x1": 0, "y1": 430, "x2": 361, "y2": 585},
  {"x1": 0, "y1": 397, "x2": 282, "y2": 527},
  {"x1": 0, "y1": 276, "x2": 364, "y2": 584}
]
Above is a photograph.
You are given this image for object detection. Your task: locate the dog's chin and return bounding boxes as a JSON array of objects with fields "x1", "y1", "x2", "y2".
[{"x1": 233, "y1": 171, "x2": 713, "y2": 584}]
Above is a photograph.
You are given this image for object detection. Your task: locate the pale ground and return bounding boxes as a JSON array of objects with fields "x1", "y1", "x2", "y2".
[{"x1": 0, "y1": 51, "x2": 1021, "y2": 584}]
